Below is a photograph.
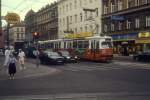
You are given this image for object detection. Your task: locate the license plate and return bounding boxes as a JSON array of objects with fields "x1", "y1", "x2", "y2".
[{"x1": 58, "y1": 60, "x2": 62, "y2": 62}]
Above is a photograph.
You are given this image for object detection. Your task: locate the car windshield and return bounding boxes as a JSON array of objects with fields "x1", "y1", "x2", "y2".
[
  {"x1": 47, "y1": 52, "x2": 59, "y2": 57},
  {"x1": 60, "y1": 51, "x2": 69, "y2": 56}
]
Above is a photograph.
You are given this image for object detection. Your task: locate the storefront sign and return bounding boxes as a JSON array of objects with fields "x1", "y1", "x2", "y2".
[
  {"x1": 138, "y1": 32, "x2": 150, "y2": 38},
  {"x1": 5, "y1": 13, "x2": 20, "y2": 24},
  {"x1": 112, "y1": 33, "x2": 138, "y2": 41},
  {"x1": 64, "y1": 32, "x2": 93, "y2": 39},
  {"x1": 136, "y1": 39, "x2": 150, "y2": 44}
]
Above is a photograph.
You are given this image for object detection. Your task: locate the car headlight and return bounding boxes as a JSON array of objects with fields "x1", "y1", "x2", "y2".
[
  {"x1": 67, "y1": 57, "x2": 71, "y2": 59},
  {"x1": 75, "y1": 56, "x2": 78, "y2": 59}
]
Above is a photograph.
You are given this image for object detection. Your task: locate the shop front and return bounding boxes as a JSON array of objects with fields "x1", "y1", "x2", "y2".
[
  {"x1": 112, "y1": 33, "x2": 138, "y2": 55},
  {"x1": 136, "y1": 32, "x2": 150, "y2": 53}
]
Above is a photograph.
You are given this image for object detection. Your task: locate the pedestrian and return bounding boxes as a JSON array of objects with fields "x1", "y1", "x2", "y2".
[
  {"x1": 33, "y1": 49, "x2": 40, "y2": 67},
  {"x1": 8, "y1": 54, "x2": 17, "y2": 79},
  {"x1": 18, "y1": 49, "x2": 26, "y2": 70},
  {"x1": 3, "y1": 48, "x2": 11, "y2": 67}
]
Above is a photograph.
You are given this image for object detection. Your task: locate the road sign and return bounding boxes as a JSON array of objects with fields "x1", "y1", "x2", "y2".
[{"x1": 5, "y1": 13, "x2": 20, "y2": 24}]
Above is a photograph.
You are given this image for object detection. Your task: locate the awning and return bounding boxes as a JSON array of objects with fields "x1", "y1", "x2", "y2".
[{"x1": 136, "y1": 38, "x2": 150, "y2": 44}]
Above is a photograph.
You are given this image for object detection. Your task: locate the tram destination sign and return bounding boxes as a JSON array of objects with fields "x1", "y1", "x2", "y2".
[{"x1": 5, "y1": 13, "x2": 20, "y2": 24}]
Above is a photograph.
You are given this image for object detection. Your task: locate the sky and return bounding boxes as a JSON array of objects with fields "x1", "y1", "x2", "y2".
[{"x1": 2, "y1": 0, "x2": 57, "y2": 26}]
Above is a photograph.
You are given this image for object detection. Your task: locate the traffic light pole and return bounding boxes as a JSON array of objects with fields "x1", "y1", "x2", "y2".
[{"x1": 7, "y1": 23, "x2": 10, "y2": 47}]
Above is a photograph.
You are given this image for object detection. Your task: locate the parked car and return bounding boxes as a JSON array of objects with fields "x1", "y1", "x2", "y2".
[
  {"x1": 39, "y1": 51, "x2": 65, "y2": 65},
  {"x1": 133, "y1": 52, "x2": 150, "y2": 62},
  {"x1": 57, "y1": 50, "x2": 78, "y2": 63}
]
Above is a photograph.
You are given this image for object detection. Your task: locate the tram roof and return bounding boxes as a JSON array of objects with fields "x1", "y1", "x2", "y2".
[{"x1": 85, "y1": 35, "x2": 112, "y2": 39}]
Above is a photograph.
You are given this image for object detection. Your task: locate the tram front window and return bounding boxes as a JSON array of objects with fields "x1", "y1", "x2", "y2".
[{"x1": 101, "y1": 42, "x2": 112, "y2": 48}]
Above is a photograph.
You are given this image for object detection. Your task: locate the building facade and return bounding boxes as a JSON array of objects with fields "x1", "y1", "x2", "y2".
[
  {"x1": 36, "y1": 3, "x2": 58, "y2": 40},
  {"x1": 25, "y1": 10, "x2": 37, "y2": 43},
  {"x1": 102, "y1": 0, "x2": 150, "y2": 55},
  {"x1": 25, "y1": 2, "x2": 58, "y2": 42},
  {"x1": 9, "y1": 22, "x2": 25, "y2": 45},
  {"x1": 58, "y1": 0, "x2": 102, "y2": 39}
]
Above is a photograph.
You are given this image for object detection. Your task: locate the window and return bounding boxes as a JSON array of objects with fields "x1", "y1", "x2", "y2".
[
  {"x1": 127, "y1": 20, "x2": 131, "y2": 29},
  {"x1": 135, "y1": 18, "x2": 140, "y2": 28},
  {"x1": 104, "y1": 24, "x2": 108, "y2": 32},
  {"x1": 17, "y1": 28, "x2": 19, "y2": 32},
  {"x1": 17, "y1": 33, "x2": 19, "y2": 38},
  {"x1": 84, "y1": 11, "x2": 87, "y2": 20},
  {"x1": 111, "y1": 23, "x2": 115, "y2": 31},
  {"x1": 118, "y1": 22, "x2": 122, "y2": 30},
  {"x1": 135, "y1": 0, "x2": 140, "y2": 6},
  {"x1": 21, "y1": 28, "x2": 24, "y2": 32},
  {"x1": 104, "y1": 5, "x2": 108, "y2": 14},
  {"x1": 79, "y1": 0, "x2": 82, "y2": 6},
  {"x1": 111, "y1": 2, "x2": 115, "y2": 13},
  {"x1": 70, "y1": 16, "x2": 72, "y2": 24},
  {"x1": 75, "y1": 15, "x2": 77, "y2": 23},
  {"x1": 80, "y1": 27, "x2": 83, "y2": 32},
  {"x1": 74, "y1": 0, "x2": 77, "y2": 9},
  {"x1": 118, "y1": 0, "x2": 122, "y2": 10},
  {"x1": 70, "y1": 3, "x2": 72, "y2": 10},
  {"x1": 85, "y1": 26, "x2": 87, "y2": 32},
  {"x1": 80, "y1": 13, "x2": 83, "y2": 22},
  {"x1": 146, "y1": 16, "x2": 150, "y2": 27}
]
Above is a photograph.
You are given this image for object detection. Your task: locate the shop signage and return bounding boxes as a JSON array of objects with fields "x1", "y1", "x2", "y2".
[
  {"x1": 64, "y1": 32, "x2": 93, "y2": 39},
  {"x1": 5, "y1": 13, "x2": 20, "y2": 24},
  {"x1": 138, "y1": 32, "x2": 150, "y2": 38},
  {"x1": 111, "y1": 15, "x2": 125, "y2": 21}
]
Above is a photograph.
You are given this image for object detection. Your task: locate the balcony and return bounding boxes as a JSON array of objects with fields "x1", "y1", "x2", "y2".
[{"x1": 103, "y1": 3, "x2": 150, "y2": 18}]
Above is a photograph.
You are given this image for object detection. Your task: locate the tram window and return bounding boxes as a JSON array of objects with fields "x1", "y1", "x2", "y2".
[
  {"x1": 58, "y1": 42, "x2": 61, "y2": 48},
  {"x1": 96, "y1": 41, "x2": 99, "y2": 49},
  {"x1": 78, "y1": 41, "x2": 83, "y2": 48},
  {"x1": 91, "y1": 41, "x2": 95, "y2": 49},
  {"x1": 101, "y1": 42, "x2": 112, "y2": 48},
  {"x1": 83, "y1": 41, "x2": 89, "y2": 48},
  {"x1": 64, "y1": 42, "x2": 67, "y2": 49},
  {"x1": 73, "y1": 41, "x2": 78, "y2": 48}
]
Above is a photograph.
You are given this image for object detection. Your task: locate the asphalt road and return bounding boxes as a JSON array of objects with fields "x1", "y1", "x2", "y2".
[{"x1": 0, "y1": 56, "x2": 150, "y2": 99}]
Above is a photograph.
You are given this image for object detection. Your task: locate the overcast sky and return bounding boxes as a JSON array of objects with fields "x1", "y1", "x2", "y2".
[{"x1": 2, "y1": 0, "x2": 57, "y2": 26}]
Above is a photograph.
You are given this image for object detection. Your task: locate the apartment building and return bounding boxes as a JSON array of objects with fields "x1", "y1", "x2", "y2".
[
  {"x1": 25, "y1": 2, "x2": 58, "y2": 42},
  {"x1": 9, "y1": 22, "x2": 25, "y2": 45},
  {"x1": 102, "y1": 0, "x2": 150, "y2": 55},
  {"x1": 58, "y1": 0, "x2": 102, "y2": 39},
  {"x1": 25, "y1": 10, "x2": 37, "y2": 43}
]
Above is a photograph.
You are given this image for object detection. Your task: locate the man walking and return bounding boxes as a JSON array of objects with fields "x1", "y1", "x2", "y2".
[
  {"x1": 18, "y1": 49, "x2": 25, "y2": 70},
  {"x1": 33, "y1": 49, "x2": 40, "y2": 67}
]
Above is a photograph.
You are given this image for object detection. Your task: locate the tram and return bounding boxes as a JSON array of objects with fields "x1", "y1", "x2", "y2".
[{"x1": 38, "y1": 35, "x2": 113, "y2": 62}]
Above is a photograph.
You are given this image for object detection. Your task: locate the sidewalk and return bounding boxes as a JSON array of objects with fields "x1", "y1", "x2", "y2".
[{"x1": 0, "y1": 57, "x2": 59, "y2": 80}]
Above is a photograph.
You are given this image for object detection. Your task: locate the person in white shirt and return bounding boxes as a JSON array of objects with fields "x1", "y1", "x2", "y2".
[
  {"x1": 18, "y1": 49, "x2": 25, "y2": 70},
  {"x1": 4, "y1": 48, "x2": 11, "y2": 67}
]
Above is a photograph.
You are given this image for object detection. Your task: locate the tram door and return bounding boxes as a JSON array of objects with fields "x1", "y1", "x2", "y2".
[{"x1": 90, "y1": 39, "x2": 100, "y2": 60}]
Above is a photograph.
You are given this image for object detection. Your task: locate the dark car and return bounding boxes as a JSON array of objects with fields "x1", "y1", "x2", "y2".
[
  {"x1": 39, "y1": 51, "x2": 65, "y2": 65},
  {"x1": 58, "y1": 50, "x2": 78, "y2": 63},
  {"x1": 133, "y1": 52, "x2": 150, "y2": 62}
]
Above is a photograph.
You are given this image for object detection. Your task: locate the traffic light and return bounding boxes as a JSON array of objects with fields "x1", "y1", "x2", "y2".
[{"x1": 32, "y1": 32, "x2": 39, "y2": 40}]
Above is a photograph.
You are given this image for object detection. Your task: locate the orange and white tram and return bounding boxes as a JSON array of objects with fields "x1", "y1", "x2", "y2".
[{"x1": 38, "y1": 36, "x2": 113, "y2": 62}]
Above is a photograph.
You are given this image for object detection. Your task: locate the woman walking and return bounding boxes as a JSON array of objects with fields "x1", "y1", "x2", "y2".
[{"x1": 8, "y1": 54, "x2": 17, "y2": 79}]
